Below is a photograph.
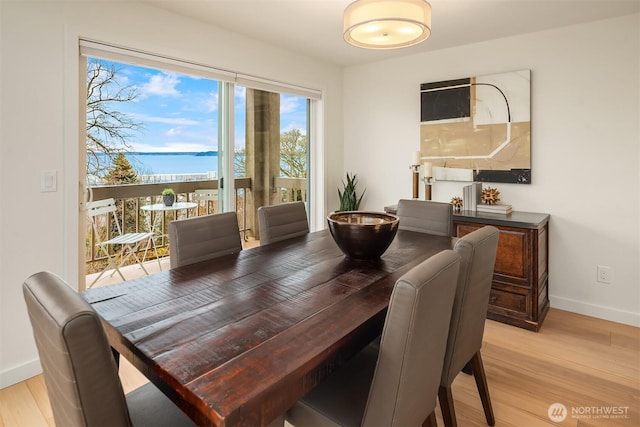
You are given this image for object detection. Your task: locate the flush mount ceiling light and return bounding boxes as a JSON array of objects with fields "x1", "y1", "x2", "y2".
[{"x1": 343, "y1": 0, "x2": 432, "y2": 49}]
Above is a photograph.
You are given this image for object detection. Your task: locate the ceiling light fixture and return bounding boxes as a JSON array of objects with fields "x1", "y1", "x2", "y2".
[{"x1": 343, "y1": 0, "x2": 432, "y2": 50}]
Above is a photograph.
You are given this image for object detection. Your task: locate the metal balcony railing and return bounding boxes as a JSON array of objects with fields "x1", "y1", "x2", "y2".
[
  {"x1": 86, "y1": 178, "x2": 252, "y2": 274},
  {"x1": 85, "y1": 177, "x2": 308, "y2": 275}
]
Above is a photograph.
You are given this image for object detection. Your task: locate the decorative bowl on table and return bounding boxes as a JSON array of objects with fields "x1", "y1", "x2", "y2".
[{"x1": 327, "y1": 211, "x2": 399, "y2": 260}]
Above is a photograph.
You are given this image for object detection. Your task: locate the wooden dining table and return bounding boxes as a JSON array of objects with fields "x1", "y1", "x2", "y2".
[{"x1": 82, "y1": 228, "x2": 454, "y2": 426}]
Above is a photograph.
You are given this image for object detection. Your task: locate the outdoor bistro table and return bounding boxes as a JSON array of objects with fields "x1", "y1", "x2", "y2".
[
  {"x1": 140, "y1": 201, "x2": 198, "y2": 232},
  {"x1": 82, "y1": 228, "x2": 454, "y2": 426},
  {"x1": 140, "y1": 202, "x2": 197, "y2": 270}
]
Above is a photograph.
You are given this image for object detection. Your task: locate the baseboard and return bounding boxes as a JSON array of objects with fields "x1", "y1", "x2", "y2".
[
  {"x1": 550, "y1": 295, "x2": 640, "y2": 327},
  {"x1": 0, "y1": 358, "x2": 42, "y2": 389}
]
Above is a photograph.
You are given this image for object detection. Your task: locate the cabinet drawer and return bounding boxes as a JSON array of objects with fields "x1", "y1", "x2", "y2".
[{"x1": 489, "y1": 288, "x2": 527, "y2": 314}]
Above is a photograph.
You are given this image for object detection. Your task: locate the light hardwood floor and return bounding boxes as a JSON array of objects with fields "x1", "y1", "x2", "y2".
[{"x1": 2, "y1": 286, "x2": 638, "y2": 426}]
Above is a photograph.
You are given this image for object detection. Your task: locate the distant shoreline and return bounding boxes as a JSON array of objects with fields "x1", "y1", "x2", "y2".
[{"x1": 121, "y1": 151, "x2": 218, "y2": 156}]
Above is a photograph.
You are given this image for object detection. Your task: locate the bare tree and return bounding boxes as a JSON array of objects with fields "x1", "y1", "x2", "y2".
[
  {"x1": 234, "y1": 148, "x2": 246, "y2": 177},
  {"x1": 215, "y1": 130, "x2": 307, "y2": 180},
  {"x1": 86, "y1": 59, "x2": 143, "y2": 180},
  {"x1": 280, "y1": 129, "x2": 307, "y2": 178}
]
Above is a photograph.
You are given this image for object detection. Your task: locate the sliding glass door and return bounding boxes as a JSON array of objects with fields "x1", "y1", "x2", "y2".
[
  {"x1": 79, "y1": 40, "x2": 319, "y2": 285},
  {"x1": 232, "y1": 85, "x2": 310, "y2": 241}
]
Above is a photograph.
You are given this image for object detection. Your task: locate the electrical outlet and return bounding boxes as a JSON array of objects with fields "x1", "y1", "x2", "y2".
[{"x1": 597, "y1": 265, "x2": 612, "y2": 284}]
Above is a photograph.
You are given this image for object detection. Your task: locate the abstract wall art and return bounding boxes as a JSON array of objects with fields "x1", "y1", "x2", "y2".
[{"x1": 420, "y1": 69, "x2": 531, "y2": 184}]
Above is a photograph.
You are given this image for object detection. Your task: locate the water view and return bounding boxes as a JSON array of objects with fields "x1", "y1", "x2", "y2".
[{"x1": 124, "y1": 152, "x2": 218, "y2": 175}]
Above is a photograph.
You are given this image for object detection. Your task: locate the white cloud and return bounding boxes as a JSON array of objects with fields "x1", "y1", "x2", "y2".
[
  {"x1": 204, "y1": 91, "x2": 218, "y2": 113},
  {"x1": 282, "y1": 121, "x2": 306, "y2": 135},
  {"x1": 139, "y1": 72, "x2": 181, "y2": 97},
  {"x1": 129, "y1": 142, "x2": 216, "y2": 153},
  {"x1": 131, "y1": 113, "x2": 199, "y2": 126},
  {"x1": 167, "y1": 127, "x2": 183, "y2": 136},
  {"x1": 281, "y1": 95, "x2": 300, "y2": 114}
]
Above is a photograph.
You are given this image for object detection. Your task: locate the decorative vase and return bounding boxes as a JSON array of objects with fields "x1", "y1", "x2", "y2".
[
  {"x1": 327, "y1": 211, "x2": 399, "y2": 260},
  {"x1": 163, "y1": 194, "x2": 175, "y2": 207}
]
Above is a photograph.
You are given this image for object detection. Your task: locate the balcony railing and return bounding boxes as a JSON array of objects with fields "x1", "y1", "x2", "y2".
[
  {"x1": 275, "y1": 177, "x2": 307, "y2": 203},
  {"x1": 86, "y1": 177, "x2": 307, "y2": 275},
  {"x1": 86, "y1": 178, "x2": 251, "y2": 274}
]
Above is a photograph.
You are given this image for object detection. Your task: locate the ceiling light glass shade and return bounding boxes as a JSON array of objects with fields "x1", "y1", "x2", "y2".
[{"x1": 343, "y1": 0, "x2": 432, "y2": 49}]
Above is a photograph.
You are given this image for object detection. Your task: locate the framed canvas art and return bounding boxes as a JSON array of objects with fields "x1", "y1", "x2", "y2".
[{"x1": 420, "y1": 69, "x2": 531, "y2": 184}]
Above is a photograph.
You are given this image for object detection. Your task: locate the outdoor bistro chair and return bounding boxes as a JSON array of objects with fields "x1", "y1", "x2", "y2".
[
  {"x1": 396, "y1": 199, "x2": 454, "y2": 237},
  {"x1": 22, "y1": 271, "x2": 196, "y2": 427},
  {"x1": 86, "y1": 198, "x2": 156, "y2": 288},
  {"x1": 285, "y1": 249, "x2": 461, "y2": 427},
  {"x1": 194, "y1": 188, "x2": 218, "y2": 214},
  {"x1": 257, "y1": 201, "x2": 309, "y2": 245},
  {"x1": 168, "y1": 211, "x2": 242, "y2": 268},
  {"x1": 437, "y1": 225, "x2": 500, "y2": 427}
]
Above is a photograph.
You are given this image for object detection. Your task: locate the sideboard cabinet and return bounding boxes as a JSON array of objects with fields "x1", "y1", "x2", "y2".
[{"x1": 453, "y1": 211, "x2": 550, "y2": 331}]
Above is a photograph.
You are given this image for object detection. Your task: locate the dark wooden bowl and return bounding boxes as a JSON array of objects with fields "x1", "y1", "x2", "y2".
[{"x1": 327, "y1": 211, "x2": 399, "y2": 260}]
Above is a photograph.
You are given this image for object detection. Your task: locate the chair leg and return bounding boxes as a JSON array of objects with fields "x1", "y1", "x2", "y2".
[
  {"x1": 438, "y1": 385, "x2": 457, "y2": 427},
  {"x1": 111, "y1": 347, "x2": 120, "y2": 367},
  {"x1": 462, "y1": 359, "x2": 473, "y2": 375},
  {"x1": 89, "y1": 247, "x2": 121, "y2": 288},
  {"x1": 127, "y1": 243, "x2": 150, "y2": 276},
  {"x1": 422, "y1": 410, "x2": 438, "y2": 427},
  {"x1": 470, "y1": 351, "x2": 495, "y2": 426},
  {"x1": 116, "y1": 243, "x2": 150, "y2": 277},
  {"x1": 141, "y1": 234, "x2": 162, "y2": 272}
]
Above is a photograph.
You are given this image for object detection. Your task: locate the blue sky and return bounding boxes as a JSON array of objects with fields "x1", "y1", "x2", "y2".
[{"x1": 93, "y1": 58, "x2": 307, "y2": 153}]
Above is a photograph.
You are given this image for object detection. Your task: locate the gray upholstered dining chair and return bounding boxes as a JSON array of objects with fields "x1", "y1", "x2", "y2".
[
  {"x1": 168, "y1": 211, "x2": 242, "y2": 268},
  {"x1": 396, "y1": 199, "x2": 454, "y2": 237},
  {"x1": 257, "y1": 201, "x2": 309, "y2": 245},
  {"x1": 438, "y1": 225, "x2": 500, "y2": 427},
  {"x1": 22, "y1": 271, "x2": 196, "y2": 427},
  {"x1": 285, "y1": 249, "x2": 461, "y2": 427}
]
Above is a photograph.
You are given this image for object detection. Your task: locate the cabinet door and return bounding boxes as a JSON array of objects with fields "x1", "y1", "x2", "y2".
[{"x1": 456, "y1": 222, "x2": 533, "y2": 288}]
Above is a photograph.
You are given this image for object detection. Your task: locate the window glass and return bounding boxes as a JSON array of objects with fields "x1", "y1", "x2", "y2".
[{"x1": 85, "y1": 57, "x2": 219, "y2": 185}]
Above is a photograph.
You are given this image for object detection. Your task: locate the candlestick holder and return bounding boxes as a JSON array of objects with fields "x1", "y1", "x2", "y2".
[
  {"x1": 410, "y1": 164, "x2": 420, "y2": 198},
  {"x1": 423, "y1": 176, "x2": 434, "y2": 200}
]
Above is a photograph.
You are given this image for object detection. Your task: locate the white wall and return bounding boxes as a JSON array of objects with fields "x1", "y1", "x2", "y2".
[
  {"x1": 344, "y1": 14, "x2": 640, "y2": 327},
  {"x1": 1, "y1": 1, "x2": 637, "y2": 390},
  {"x1": 0, "y1": 0, "x2": 343, "y2": 387}
]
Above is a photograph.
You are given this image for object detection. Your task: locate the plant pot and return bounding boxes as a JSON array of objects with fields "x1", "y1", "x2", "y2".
[{"x1": 163, "y1": 194, "x2": 175, "y2": 207}]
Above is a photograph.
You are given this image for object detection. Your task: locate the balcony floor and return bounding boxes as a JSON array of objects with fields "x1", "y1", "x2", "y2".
[{"x1": 86, "y1": 238, "x2": 259, "y2": 288}]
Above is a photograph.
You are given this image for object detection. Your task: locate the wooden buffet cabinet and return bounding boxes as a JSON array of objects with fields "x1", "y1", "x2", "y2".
[{"x1": 453, "y1": 211, "x2": 550, "y2": 331}]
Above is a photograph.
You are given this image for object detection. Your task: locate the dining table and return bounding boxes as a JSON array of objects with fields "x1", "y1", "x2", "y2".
[{"x1": 81, "y1": 228, "x2": 455, "y2": 426}]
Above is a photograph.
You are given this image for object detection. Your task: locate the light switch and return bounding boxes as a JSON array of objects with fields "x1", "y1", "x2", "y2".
[{"x1": 40, "y1": 170, "x2": 57, "y2": 192}]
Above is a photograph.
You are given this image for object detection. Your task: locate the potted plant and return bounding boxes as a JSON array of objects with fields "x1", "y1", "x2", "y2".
[
  {"x1": 338, "y1": 173, "x2": 365, "y2": 211},
  {"x1": 162, "y1": 188, "x2": 176, "y2": 207}
]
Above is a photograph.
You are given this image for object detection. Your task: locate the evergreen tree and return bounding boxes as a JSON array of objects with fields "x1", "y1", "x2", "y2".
[
  {"x1": 103, "y1": 153, "x2": 139, "y2": 184},
  {"x1": 103, "y1": 153, "x2": 139, "y2": 233}
]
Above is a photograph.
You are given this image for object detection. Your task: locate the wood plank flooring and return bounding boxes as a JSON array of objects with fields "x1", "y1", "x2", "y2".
[{"x1": 1, "y1": 308, "x2": 637, "y2": 426}]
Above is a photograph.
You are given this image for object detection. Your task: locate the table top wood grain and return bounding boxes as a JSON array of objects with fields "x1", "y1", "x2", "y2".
[{"x1": 82, "y1": 228, "x2": 454, "y2": 426}]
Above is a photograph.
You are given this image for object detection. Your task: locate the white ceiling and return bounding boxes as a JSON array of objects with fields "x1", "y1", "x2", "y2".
[{"x1": 139, "y1": 0, "x2": 640, "y2": 67}]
